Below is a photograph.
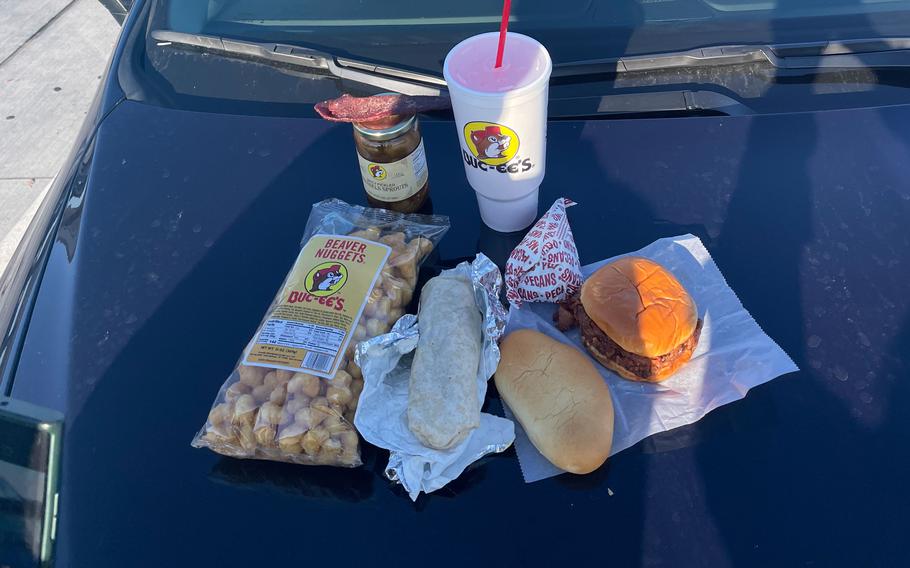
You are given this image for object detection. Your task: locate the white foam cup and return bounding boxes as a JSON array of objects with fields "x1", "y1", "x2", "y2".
[{"x1": 444, "y1": 32, "x2": 552, "y2": 232}]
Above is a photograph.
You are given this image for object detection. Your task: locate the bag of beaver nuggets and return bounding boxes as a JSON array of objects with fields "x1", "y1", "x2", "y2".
[{"x1": 193, "y1": 199, "x2": 449, "y2": 467}]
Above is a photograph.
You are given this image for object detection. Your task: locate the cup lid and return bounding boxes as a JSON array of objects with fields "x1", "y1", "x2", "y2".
[{"x1": 443, "y1": 32, "x2": 552, "y2": 99}]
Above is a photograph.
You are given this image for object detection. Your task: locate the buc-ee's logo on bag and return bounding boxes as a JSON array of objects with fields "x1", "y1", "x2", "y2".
[
  {"x1": 304, "y1": 262, "x2": 348, "y2": 297},
  {"x1": 462, "y1": 121, "x2": 533, "y2": 173}
]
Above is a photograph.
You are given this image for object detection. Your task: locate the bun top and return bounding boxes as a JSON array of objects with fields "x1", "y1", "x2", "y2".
[{"x1": 580, "y1": 257, "x2": 697, "y2": 357}]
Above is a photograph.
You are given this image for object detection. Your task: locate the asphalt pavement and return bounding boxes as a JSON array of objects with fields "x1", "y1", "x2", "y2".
[{"x1": 0, "y1": 0, "x2": 118, "y2": 274}]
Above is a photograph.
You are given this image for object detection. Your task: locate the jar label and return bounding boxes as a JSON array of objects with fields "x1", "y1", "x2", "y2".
[{"x1": 357, "y1": 140, "x2": 428, "y2": 202}]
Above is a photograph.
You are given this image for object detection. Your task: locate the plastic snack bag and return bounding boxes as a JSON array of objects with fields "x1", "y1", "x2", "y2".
[{"x1": 192, "y1": 199, "x2": 449, "y2": 467}]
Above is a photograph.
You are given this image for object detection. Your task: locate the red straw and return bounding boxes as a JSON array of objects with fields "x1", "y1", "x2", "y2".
[{"x1": 494, "y1": 0, "x2": 512, "y2": 68}]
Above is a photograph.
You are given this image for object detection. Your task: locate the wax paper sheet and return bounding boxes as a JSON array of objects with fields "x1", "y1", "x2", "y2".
[
  {"x1": 354, "y1": 254, "x2": 514, "y2": 500},
  {"x1": 504, "y1": 234, "x2": 799, "y2": 483}
]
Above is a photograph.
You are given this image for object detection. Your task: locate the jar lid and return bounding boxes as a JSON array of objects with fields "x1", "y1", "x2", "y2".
[
  {"x1": 352, "y1": 92, "x2": 418, "y2": 141},
  {"x1": 353, "y1": 113, "x2": 416, "y2": 141}
]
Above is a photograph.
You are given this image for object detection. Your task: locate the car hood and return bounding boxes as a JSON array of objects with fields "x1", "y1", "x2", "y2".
[{"x1": 12, "y1": 100, "x2": 910, "y2": 566}]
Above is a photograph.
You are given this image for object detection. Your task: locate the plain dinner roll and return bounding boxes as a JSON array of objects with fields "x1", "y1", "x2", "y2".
[{"x1": 495, "y1": 329, "x2": 614, "y2": 474}]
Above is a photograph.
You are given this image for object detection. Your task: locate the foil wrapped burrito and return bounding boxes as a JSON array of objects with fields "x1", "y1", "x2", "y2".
[
  {"x1": 353, "y1": 254, "x2": 514, "y2": 500},
  {"x1": 407, "y1": 275, "x2": 483, "y2": 450}
]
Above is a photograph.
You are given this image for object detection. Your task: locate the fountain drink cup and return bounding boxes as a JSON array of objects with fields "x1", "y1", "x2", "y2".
[{"x1": 444, "y1": 32, "x2": 552, "y2": 232}]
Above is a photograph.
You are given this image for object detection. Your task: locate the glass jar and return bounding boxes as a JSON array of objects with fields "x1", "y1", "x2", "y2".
[{"x1": 353, "y1": 113, "x2": 429, "y2": 213}]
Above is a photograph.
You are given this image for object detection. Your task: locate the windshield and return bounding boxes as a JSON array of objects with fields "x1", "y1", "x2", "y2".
[
  {"x1": 139, "y1": 0, "x2": 910, "y2": 116},
  {"x1": 160, "y1": 0, "x2": 910, "y2": 73}
]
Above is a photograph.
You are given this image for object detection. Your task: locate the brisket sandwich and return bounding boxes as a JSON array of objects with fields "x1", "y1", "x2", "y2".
[{"x1": 555, "y1": 256, "x2": 702, "y2": 382}]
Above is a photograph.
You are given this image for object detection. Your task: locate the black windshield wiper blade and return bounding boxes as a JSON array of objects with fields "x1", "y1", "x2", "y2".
[
  {"x1": 150, "y1": 29, "x2": 446, "y2": 96},
  {"x1": 550, "y1": 90, "x2": 754, "y2": 119},
  {"x1": 553, "y1": 37, "x2": 910, "y2": 78}
]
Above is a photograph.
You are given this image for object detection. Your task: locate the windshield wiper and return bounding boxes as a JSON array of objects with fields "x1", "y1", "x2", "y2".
[
  {"x1": 155, "y1": 30, "x2": 910, "y2": 89},
  {"x1": 551, "y1": 90, "x2": 754, "y2": 118},
  {"x1": 150, "y1": 29, "x2": 446, "y2": 96},
  {"x1": 553, "y1": 37, "x2": 910, "y2": 78}
]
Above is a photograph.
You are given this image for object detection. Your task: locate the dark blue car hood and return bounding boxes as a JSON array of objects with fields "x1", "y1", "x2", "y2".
[{"x1": 12, "y1": 100, "x2": 910, "y2": 566}]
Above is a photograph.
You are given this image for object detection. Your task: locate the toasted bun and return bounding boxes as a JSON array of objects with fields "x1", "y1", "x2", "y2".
[
  {"x1": 495, "y1": 330, "x2": 614, "y2": 474},
  {"x1": 580, "y1": 257, "x2": 697, "y2": 358}
]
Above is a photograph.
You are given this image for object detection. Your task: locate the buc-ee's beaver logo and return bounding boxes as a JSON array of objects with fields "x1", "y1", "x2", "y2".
[
  {"x1": 368, "y1": 164, "x2": 387, "y2": 180},
  {"x1": 462, "y1": 121, "x2": 533, "y2": 173},
  {"x1": 304, "y1": 262, "x2": 348, "y2": 297}
]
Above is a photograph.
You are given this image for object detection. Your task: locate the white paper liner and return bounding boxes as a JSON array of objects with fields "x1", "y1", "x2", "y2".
[{"x1": 505, "y1": 234, "x2": 799, "y2": 482}]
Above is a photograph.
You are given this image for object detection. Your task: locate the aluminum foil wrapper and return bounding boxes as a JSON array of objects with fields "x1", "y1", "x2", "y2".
[{"x1": 353, "y1": 253, "x2": 513, "y2": 500}]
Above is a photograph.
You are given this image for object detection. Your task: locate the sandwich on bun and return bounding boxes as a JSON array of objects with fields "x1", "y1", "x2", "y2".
[{"x1": 555, "y1": 256, "x2": 701, "y2": 382}]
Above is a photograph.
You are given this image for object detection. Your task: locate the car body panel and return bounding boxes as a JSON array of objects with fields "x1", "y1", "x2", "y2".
[
  {"x1": 4, "y1": 0, "x2": 910, "y2": 565},
  {"x1": 9, "y1": 95, "x2": 910, "y2": 565}
]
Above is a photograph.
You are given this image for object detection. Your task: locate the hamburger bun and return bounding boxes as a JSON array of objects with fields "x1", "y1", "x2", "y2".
[{"x1": 496, "y1": 330, "x2": 614, "y2": 474}]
